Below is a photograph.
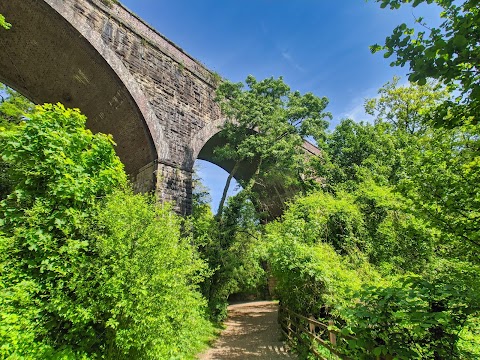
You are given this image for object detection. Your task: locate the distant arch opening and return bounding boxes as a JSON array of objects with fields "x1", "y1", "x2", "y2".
[
  {"x1": 193, "y1": 129, "x2": 318, "y2": 219},
  {"x1": 193, "y1": 159, "x2": 241, "y2": 214}
]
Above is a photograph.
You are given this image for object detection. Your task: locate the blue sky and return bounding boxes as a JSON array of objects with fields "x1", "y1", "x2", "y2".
[{"x1": 120, "y1": 0, "x2": 441, "y2": 211}]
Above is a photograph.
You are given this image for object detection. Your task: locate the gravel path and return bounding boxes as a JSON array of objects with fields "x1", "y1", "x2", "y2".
[{"x1": 198, "y1": 301, "x2": 296, "y2": 359}]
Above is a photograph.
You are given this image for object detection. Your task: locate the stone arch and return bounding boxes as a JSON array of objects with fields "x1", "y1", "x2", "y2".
[
  {"x1": 190, "y1": 117, "x2": 226, "y2": 164},
  {"x1": 189, "y1": 118, "x2": 257, "y2": 184},
  {"x1": 190, "y1": 118, "x2": 322, "y2": 218},
  {"x1": 0, "y1": 0, "x2": 169, "y2": 180}
]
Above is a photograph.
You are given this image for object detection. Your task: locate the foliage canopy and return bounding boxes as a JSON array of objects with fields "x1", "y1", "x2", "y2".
[
  {"x1": 371, "y1": 0, "x2": 480, "y2": 127},
  {"x1": 214, "y1": 75, "x2": 331, "y2": 218}
]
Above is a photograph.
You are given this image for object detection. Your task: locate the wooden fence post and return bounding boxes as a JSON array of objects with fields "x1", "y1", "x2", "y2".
[
  {"x1": 287, "y1": 311, "x2": 292, "y2": 341},
  {"x1": 328, "y1": 319, "x2": 336, "y2": 346},
  {"x1": 309, "y1": 317, "x2": 316, "y2": 354}
]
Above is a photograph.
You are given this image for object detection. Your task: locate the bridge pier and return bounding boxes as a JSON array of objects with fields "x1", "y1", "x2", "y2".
[
  {"x1": 132, "y1": 161, "x2": 157, "y2": 194},
  {"x1": 132, "y1": 160, "x2": 193, "y2": 216},
  {"x1": 155, "y1": 162, "x2": 193, "y2": 216}
]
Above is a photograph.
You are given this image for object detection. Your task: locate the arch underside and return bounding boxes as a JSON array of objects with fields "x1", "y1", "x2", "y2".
[
  {"x1": 197, "y1": 132, "x2": 257, "y2": 183},
  {"x1": 197, "y1": 132, "x2": 301, "y2": 219},
  {"x1": 0, "y1": 0, "x2": 157, "y2": 177}
]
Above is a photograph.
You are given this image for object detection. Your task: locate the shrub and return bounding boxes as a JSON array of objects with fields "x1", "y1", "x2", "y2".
[
  {"x1": 341, "y1": 261, "x2": 480, "y2": 359},
  {"x1": 0, "y1": 104, "x2": 214, "y2": 359},
  {"x1": 93, "y1": 191, "x2": 214, "y2": 359},
  {"x1": 0, "y1": 104, "x2": 125, "y2": 358},
  {"x1": 266, "y1": 191, "x2": 379, "y2": 318}
]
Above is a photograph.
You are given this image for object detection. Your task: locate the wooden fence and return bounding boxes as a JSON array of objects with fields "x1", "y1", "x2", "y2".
[{"x1": 278, "y1": 306, "x2": 353, "y2": 360}]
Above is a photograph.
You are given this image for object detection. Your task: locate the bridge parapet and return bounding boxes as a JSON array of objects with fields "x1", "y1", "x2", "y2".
[{"x1": 109, "y1": 2, "x2": 216, "y2": 86}]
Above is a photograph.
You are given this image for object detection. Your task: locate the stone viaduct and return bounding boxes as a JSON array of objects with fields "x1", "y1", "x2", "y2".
[{"x1": 0, "y1": 0, "x2": 319, "y2": 215}]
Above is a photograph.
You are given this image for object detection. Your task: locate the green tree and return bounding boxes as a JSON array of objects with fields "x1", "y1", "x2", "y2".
[
  {"x1": 214, "y1": 75, "x2": 331, "y2": 219},
  {"x1": 365, "y1": 77, "x2": 448, "y2": 134},
  {"x1": 271, "y1": 74, "x2": 480, "y2": 357},
  {"x1": 399, "y1": 122, "x2": 480, "y2": 259},
  {"x1": 317, "y1": 78, "x2": 448, "y2": 191},
  {"x1": 357, "y1": 78, "x2": 479, "y2": 259},
  {"x1": 192, "y1": 166, "x2": 212, "y2": 208},
  {"x1": 324, "y1": 78, "x2": 479, "y2": 258},
  {"x1": 371, "y1": 0, "x2": 479, "y2": 127},
  {"x1": 320, "y1": 119, "x2": 401, "y2": 188}
]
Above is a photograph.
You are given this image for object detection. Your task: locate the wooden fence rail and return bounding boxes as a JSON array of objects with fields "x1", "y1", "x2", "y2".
[{"x1": 278, "y1": 306, "x2": 353, "y2": 360}]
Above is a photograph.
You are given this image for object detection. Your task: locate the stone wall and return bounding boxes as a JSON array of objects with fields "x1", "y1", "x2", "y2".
[{"x1": 64, "y1": 0, "x2": 223, "y2": 212}]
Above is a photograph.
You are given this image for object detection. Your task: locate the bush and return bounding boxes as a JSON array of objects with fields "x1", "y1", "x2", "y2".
[
  {"x1": 268, "y1": 237, "x2": 366, "y2": 317},
  {"x1": 0, "y1": 104, "x2": 214, "y2": 359},
  {"x1": 0, "y1": 104, "x2": 125, "y2": 358},
  {"x1": 266, "y1": 191, "x2": 379, "y2": 318},
  {"x1": 265, "y1": 189, "x2": 480, "y2": 359},
  {"x1": 93, "y1": 191, "x2": 214, "y2": 359},
  {"x1": 271, "y1": 190, "x2": 368, "y2": 254},
  {"x1": 341, "y1": 262, "x2": 480, "y2": 359},
  {"x1": 353, "y1": 180, "x2": 435, "y2": 273}
]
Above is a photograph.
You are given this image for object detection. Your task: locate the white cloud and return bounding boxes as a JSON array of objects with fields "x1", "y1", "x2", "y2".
[
  {"x1": 341, "y1": 101, "x2": 372, "y2": 123},
  {"x1": 280, "y1": 50, "x2": 305, "y2": 73}
]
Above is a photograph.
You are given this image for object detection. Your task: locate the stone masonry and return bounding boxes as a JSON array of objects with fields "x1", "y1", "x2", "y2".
[
  {"x1": 0, "y1": 0, "x2": 320, "y2": 215},
  {"x1": 62, "y1": 0, "x2": 223, "y2": 214},
  {"x1": 0, "y1": 0, "x2": 226, "y2": 214}
]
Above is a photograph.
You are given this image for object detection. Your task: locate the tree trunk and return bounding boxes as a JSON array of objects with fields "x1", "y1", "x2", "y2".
[{"x1": 216, "y1": 161, "x2": 240, "y2": 220}]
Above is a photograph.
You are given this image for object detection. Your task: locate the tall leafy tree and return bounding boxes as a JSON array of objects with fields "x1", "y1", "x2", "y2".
[
  {"x1": 365, "y1": 76, "x2": 479, "y2": 257},
  {"x1": 365, "y1": 77, "x2": 449, "y2": 134},
  {"x1": 371, "y1": 0, "x2": 480, "y2": 127},
  {"x1": 325, "y1": 77, "x2": 479, "y2": 258},
  {"x1": 318, "y1": 79, "x2": 448, "y2": 191},
  {"x1": 320, "y1": 119, "x2": 401, "y2": 188},
  {"x1": 214, "y1": 75, "x2": 331, "y2": 218},
  {"x1": 399, "y1": 122, "x2": 480, "y2": 258}
]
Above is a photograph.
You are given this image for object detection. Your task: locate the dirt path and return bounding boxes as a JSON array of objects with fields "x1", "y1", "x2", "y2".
[{"x1": 198, "y1": 301, "x2": 296, "y2": 359}]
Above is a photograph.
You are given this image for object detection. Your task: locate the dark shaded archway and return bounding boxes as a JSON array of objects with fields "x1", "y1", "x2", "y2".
[
  {"x1": 0, "y1": 0, "x2": 164, "y2": 179},
  {"x1": 197, "y1": 132, "x2": 257, "y2": 184}
]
